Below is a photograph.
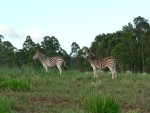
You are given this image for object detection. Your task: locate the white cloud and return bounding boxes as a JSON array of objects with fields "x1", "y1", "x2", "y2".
[
  {"x1": 24, "y1": 29, "x2": 43, "y2": 43},
  {"x1": 0, "y1": 26, "x2": 20, "y2": 38}
]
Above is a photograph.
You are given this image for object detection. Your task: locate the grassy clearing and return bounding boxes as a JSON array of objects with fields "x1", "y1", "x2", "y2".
[{"x1": 0, "y1": 67, "x2": 150, "y2": 113}]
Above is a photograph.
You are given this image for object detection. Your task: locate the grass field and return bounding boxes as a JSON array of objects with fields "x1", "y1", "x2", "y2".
[{"x1": 0, "y1": 67, "x2": 150, "y2": 113}]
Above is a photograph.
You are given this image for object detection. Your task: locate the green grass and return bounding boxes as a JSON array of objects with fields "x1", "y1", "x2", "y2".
[
  {"x1": 0, "y1": 77, "x2": 30, "y2": 91},
  {"x1": 0, "y1": 97, "x2": 13, "y2": 113},
  {"x1": 0, "y1": 67, "x2": 150, "y2": 113},
  {"x1": 84, "y1": 93, "x2": 121, "y2": 113}
]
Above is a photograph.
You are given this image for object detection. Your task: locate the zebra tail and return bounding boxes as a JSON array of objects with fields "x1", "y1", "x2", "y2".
[{"x1": 63, "y1": 60, "x2": 67, "y2": 70}]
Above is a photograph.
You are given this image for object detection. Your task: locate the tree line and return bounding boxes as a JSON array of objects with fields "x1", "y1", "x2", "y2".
[{"x1": 1, "y1": 16, "x2": 150, "y2": 73}]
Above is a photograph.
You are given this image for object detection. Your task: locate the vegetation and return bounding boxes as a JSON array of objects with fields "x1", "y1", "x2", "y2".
[
  {"x1": 0, "y1": 16, "x2": 150, "y2": 112},
  {"x1": 1, "y1": 16, "x2": 150, "y2": 73},
  {"x1": 84, "y1": 93, "x2": 121, "y2": 113},
  {"x1": 0, "y1": 76, "x2": 30, "y2": 91},
  {"x1": 0, "y1": 97, "x2": 12, "y2": 113},
  {"x1": 0, "y1": 67, "x2": 150, "y2": 113}
]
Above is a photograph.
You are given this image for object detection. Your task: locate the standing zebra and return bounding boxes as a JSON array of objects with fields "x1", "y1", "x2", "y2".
[
  {"x1": 85, "y1": 49, "x2": 117, "y2": 79},
  {"x1": 33, "y1": 51, "x2": 66, "y2": 75}
]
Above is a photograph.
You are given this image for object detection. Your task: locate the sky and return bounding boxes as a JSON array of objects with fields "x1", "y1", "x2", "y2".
[{"x1": 0, "y1": 0, "x2": 150, "y2": 53}]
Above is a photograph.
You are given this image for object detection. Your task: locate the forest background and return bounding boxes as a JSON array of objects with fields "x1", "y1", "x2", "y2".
[{"x1": 1, "y1": 16, "x2": 150, "y2": 73}]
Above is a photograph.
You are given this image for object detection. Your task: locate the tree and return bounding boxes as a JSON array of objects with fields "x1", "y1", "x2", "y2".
[
  {"x1": 91, "y1": 32, "x2": 122, "y2": 58},
  {"x1": 23, "y1": 36, "x2": 35, "y2": 50},
  {"x1": 57, "y1": 47, "x2": 70, "y2": 69},
  {"x1": 141, "y1": 30, "x2": 150, "y2": 72},
  {"x1": 15, "y1": 49, "x2": 26, "y2": 68},
  {"x1": 41, "y1": 36, "x2": 60, "y2": 55},
  {"x1": 0, "y1": 35, "x2": 4, "y2": 42},
  {"x1": 23, "y1": 36, "x2": 36, "y2": 65},
  {"x1": 133, "y1": 16, "x2": 150, "y2": 72},
  {"x1": 58, "y1": 47, "x2": 68, "y2": 56},
  {"x1": 91, "y1": 34, "x2": 106, "y2": 56},
  {"x1": 70, "y1": 42, "x2": 80, "y2": 57},
  {"x1": 121, "y1": 23, "x2": 137, "y2": 72},
  {"x1": 77, "y1": 46, "x2": 90, "y2": 71},
  {"x1": 0, "y1": 41, "x2": 16, "y2": 67},
  {"x1": 0, "y1": 35, "x2": 4, "y2": 57}
]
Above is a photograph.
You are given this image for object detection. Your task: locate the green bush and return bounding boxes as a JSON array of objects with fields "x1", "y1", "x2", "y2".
[
  {"x1": 0, "y1": 97, "x2": 12, "y2": 113},
  {"x1": 84, "y1": 93, "x2": 121, "y2": 113}
]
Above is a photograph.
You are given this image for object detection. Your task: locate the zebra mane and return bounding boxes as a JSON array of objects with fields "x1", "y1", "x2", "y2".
[
  {"x1": 37, "y1": 51, "x2": 47, "y2": 61},
  {"x1": 87, "y1": 49, "x2": 103, "y2": 60},
  {"x1": 88, "y1": 51, "x2": 97, "y2": 60},
  {"x1": 37, "y1": 51, "x2": 46, "y2": 57}
]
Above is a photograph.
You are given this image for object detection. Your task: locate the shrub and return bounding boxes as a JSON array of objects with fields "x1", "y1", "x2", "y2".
[{"x1": 84, "y1": 93, "x2": 121, "y2": 113}]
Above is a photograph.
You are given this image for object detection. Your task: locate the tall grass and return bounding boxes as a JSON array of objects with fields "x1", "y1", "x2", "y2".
[
  {"x1": 0, "y1": 97, "x2": 12, "y2": 113},
  {"x1": 0, "y1": 77, "x2": 30, "y2": 91},
  {"x1": 84, "y1": 93, "x2": 121, "y2": 113}
]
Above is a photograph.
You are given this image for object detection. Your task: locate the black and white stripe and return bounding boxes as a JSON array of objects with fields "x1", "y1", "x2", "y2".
[
  {"x1": 86, "y1": 49, "x2": 117, "y2": 79},
  {"x1": 33, "y1": 51, "x2": 66, "y2": 75}
]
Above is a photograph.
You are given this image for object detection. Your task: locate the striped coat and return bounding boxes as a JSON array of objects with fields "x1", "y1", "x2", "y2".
[
  {"x1": 86, "y1": 49, "x2": 117, "y2": 79},
  {"x1": 33, "y1": 51, "x2": 66, "y2": 75}
]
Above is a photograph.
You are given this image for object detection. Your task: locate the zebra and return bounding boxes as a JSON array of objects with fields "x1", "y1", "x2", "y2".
[
  {"x1": 85, "y1": 49, "x2": 117, "y2": 79},
  {"x1": 33, "y1": 51, "x2": 66, "y2": 75}
]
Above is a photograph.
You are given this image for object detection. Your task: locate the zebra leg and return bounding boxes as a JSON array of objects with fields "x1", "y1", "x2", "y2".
[
  {"x1": 43, "y1": 65, "x2": 48, "y2": 72},
  {"x1": 111, "y1": 70, "x2": 115, "y2": 79},
  {"x1": 114, "y1": 63, "x2": 117, "y2": 78},
  {"x1": 92, "y1": 66, "x2": 97, "y2": 78},
  {"x1": 109, "y1": 61, "x2": 117, "y2": 79},
  {"x1": 112, "y1": 70, "x2": 115, "y2": 79},
  {"x1": 108, "y1": 67, "x2": 115, "y2": 79},
  {"x1": 115, "y1": 71, "x2": 117, "y2": 78},
  {"x1": 57, "y1": 64, "x2": 62, "y2": 75},
  {"x1": 112, "y1": 61, "x2": 117, "y2": 78}
]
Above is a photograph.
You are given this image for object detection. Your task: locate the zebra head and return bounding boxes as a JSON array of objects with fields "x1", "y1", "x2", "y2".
[
  {"x1": 86, "y1": 49, "x2": 96, "y2": 60},
  {"x1": 33, "y1": 51, "x2": 39, "y2": 60}
]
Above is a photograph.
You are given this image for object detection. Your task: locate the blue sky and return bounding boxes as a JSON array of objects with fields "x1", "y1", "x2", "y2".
[{"x1": 0, "y1": 0, "x2": 150, "y2": 53}]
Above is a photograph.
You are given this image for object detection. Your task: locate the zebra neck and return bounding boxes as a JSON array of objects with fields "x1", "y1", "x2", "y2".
[
  {"x1": 89, "y1": 57, "x2": 100, "y2": 63},
  {"x1": 88, "y1": 57, "x2": 97, "y2": 61},
  {"x1": 38, "y1": 55, "x2": 47, "y2": 63}
]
